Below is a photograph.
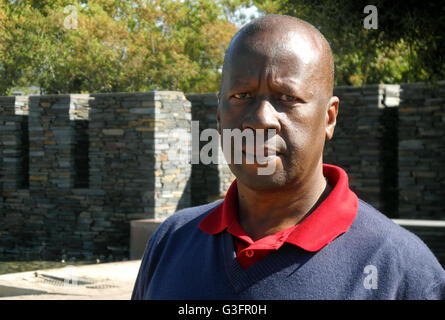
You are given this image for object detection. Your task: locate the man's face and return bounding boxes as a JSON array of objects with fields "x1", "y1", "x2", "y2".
[{"x1": 217, "y1": 30, "x2": 334, "y2": 191}]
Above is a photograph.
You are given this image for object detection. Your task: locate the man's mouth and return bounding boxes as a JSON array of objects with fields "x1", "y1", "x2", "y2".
[{"x1": 242, "y1": 147, "x2": 281, "y2": 164}]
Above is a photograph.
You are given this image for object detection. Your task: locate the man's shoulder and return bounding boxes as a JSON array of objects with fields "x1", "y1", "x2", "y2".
[
  {"x1": 132, "y1": 200, "x2": 224, "y2": 300},
  {"x1": 141, "y1": 200, "x2": 223, "y2": 261},
  {"x1": 155, "y1": 200, "x2": 223, "y2": 238},
  {"x1": 353, "y1": 199, "x2": 444, "y2": 269},
  {"x1": 352, "y1": 199, "x2": 445, "y2": 298},
  {"x1": 354, "y1": 199, "x2": 429, "y2": 249}
]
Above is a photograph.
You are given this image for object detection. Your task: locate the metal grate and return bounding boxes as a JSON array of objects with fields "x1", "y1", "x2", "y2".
[{"x1": 32, "y1": 272, "x2": 119, "y2": 289}]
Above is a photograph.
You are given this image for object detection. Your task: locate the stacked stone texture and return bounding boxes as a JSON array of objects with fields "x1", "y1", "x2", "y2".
[
  {"x1": 0, "y1": 96, "x2": 28, "y2": 192},
  {"x1": 324, "y1": 85, "x2": 386, "y2": 212},
  {"x1": 151, "y1": 91, "x2": 192, "y2": 218},
  {"x1": 0, "y1": 92, "x2": 191, "y2": 260},
  {"x1": 0, "y1": 96, "x2": 28, "y2": 256},
  {"x1": 186, "y1": 93, "x2": 235, "y2": 207},
  {"x1": 398, "y1": 82, "x2": 445, "y2": 219},
  {"x1": 28, "y1": 95, "x2": 75, "y2": 190},
  {"x1": 27, "y1": 94, "x2": 90, "y2": 259},
  {"x1": 87, "y1": 91, "x2": 191, "y2": 257},
  {"x1": 1, "y1": 83, "x2": 444, "y2": 261}
]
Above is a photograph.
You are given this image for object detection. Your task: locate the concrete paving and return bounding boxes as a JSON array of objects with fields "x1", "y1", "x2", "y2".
[{"x1": 0, "y1": 260, "x2": 142, "y2": 300}]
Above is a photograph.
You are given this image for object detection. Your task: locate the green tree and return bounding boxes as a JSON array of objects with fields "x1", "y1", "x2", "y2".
[
  {"x1": 252, "y1": 0, "x2": 445, "y2": 85},
  {"x1": 0, "y1": 0, "x2": 239, "y2": 95}
]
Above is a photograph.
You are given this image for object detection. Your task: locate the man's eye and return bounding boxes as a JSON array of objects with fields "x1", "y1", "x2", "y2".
[
  {"x1": 279, "y1": 94, "x2": 299, "y2": 102},
  {"x1": 233, "y1": 92, "x2": 253, "y2": 99}
]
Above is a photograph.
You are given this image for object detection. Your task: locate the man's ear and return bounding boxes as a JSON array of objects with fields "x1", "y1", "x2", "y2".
[
  {"x1": 325, "y1": 96, "x2": 339, "y2": 140},
  {"x1": 217, "y1": 92, "x2": 221, "y2": 135}
]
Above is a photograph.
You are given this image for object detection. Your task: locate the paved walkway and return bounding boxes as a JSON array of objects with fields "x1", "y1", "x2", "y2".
[{"x1": 0, "y1": 260, "x2": 141, "y2": 300}]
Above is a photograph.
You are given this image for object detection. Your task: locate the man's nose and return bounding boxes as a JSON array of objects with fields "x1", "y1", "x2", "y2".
[{"x1": 242, "y1": 98, "x2": 281, "y2": 134}]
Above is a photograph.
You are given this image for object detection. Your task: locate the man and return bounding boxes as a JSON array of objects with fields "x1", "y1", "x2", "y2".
[{"x1": 132, "y1": 14, "x2": 445, "y2": 299}]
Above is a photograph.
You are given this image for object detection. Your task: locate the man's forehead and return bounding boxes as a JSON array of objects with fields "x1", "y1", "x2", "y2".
[
  {"x1": 233, "y1": 29, "x2": 322, "y2": 66},
  {"x1": 223, "y1": 30, "x2": 323, "y2": 88}
]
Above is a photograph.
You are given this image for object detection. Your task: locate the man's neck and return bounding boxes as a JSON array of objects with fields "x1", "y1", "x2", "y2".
[{"x1": 236, "y1": 165, "x2": 331, "y2": 242}]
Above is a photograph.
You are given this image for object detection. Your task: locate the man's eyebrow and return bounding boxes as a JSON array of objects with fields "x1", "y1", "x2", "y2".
[
  {"x1": 270, "y1": 78, "x2": 300, "y2": 93},
  {"x1": 270, "y1": 78, "x2": 315, "y2": 99},
  {"x1": 226, "y1": 78, "x2": 256, "y2": 92}
]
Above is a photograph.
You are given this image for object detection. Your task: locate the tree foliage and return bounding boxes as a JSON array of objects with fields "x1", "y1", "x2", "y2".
[
  {"x1": 2, "y1": 0, "x2": 442, "y2": 93},
  {"x1": 0, "y1": 0, "x2": 239, "y2": 94},
  {"x1": 253, "y1": 0, "x2": 445, "y2": 86}
]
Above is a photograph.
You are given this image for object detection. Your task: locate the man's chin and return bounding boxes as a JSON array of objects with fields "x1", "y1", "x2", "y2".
[{"x1": 229, "y1": 162, "x2": 290, "y2": 191}]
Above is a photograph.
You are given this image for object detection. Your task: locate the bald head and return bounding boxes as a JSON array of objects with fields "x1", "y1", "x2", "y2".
[{"x1": 221, "y1": 14, "x2": 335, "y2": 95}]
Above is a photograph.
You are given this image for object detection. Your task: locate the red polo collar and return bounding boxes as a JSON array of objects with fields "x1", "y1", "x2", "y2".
[{"x1": 199, "y1": 164, "x2": 358, "y2": 268}]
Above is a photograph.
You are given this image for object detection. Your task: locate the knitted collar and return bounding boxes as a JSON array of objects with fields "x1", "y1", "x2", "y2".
[{"x1": 199, "y1": 164, "x2": 358, "y2": 252}]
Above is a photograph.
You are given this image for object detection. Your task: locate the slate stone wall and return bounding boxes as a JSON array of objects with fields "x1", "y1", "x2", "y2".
[
  {"x1": 0, "y1": 96, "x2": 28, "y2": 193},
  {"x1": 324, "y1": 85, "x2": 384, "y2": 211},
  {"x1": 0, "y1": 83, "x2": 444, "y2": 261},
  {"x1": 0, "y1": 96, "x2": 30, "y2": 258},
  {"x1": 398, "y1": 82, "x2": 445, "y2": 219},
  {"x1": 0, "y1": 92, "x2": 191, "y2": 261},
  {"x1": 324, "y1": 84, "x2": 400, "y2": 217},
  {"x1": 186, "y1": 93, "x2": 235, "y2": 207}
]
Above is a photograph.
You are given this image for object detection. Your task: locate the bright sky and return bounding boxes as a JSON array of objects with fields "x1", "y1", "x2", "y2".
[{"x1": 231, "y1": 5, "x2": 261, "y2": 27}]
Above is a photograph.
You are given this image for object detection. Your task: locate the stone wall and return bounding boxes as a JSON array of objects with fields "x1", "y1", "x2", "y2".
[
  {"x1": 324, "y1": 84, "x2": 400, "y2": 217},
  {"x1": 0, "y1": 96, "x2": 29, "y2": 258},
  {"x1": 325, "y1": 86, "x2": 384, "y2": 211},
  {"x1": 1, "y1": 82, "x2": 444, "y2": 261},
  {"x1": 0, "y1": 92, "x2": 191, "y2": 261},
  {"x1": 398, "y1": 82, "x2": 445, "y2": 219},
  {"x1": 186, "y1": 93, "x2": 235, "y2": 206},
  {"x1": 0, "y1": 96, "x2": 28, "y2": 193}
]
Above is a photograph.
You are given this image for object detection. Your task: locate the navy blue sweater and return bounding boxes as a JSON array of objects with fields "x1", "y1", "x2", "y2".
[{"x1": 132, "y1": 199, "x2": 445, "y2": 300}]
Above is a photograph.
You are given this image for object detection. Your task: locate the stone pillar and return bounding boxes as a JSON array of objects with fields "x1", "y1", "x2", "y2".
[
  {"x1": 28, "y1": 95, "x2": 75, "y2": 191},
  {"x1": 0, "y1": 96, "x2": 17, "y2": 224},
  {"x1": 0, "y1": 96, "x2": 29, "y2": 192},
  {"x1": 0, "y1": 96, "x2": 31, "y2": 257},
  {"x1": 89, "y1": 91, "x2": 192, "y2": 219},
  {"x1": 187, "y1": 93, "x2": 235, "y2": 207},
  {"x1": 153, "y1": 91, "x2": 192, "y2": 219},
  {"x1": 93, "y1": 91, "x2": 192, "y2": 259},
  {"x1": 88, "y1": 92, "x2": 149, "y2": 257},
  {"x1": 398, "y1": 82, "x2": 445, "y2": 219}
]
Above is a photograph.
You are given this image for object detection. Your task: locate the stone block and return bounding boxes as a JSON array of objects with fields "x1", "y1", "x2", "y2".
[
  {"x1": 102, "y1": 129, "x2": 124, "y2": 136},
  {"x1": 129, "y1": 218, "x2": 164, "y2": 260}
]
